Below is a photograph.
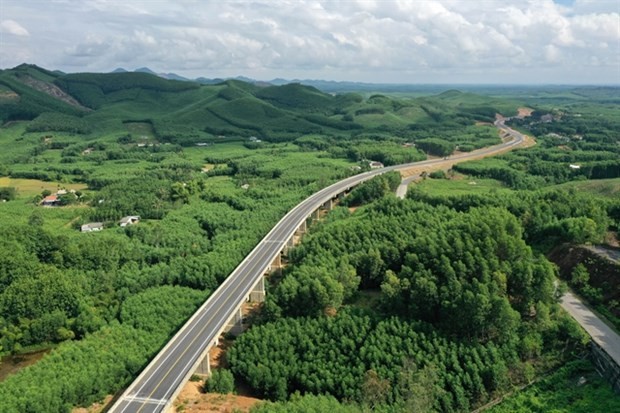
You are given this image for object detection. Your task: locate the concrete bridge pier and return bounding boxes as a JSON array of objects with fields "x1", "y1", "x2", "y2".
[
  {"x1": 225, "y1": 307, "x2": 244, "y2": 336},
  {"x1": 283, "y1": 236, "x2": 295, "y2": 256},
  {"x1": 312, "y1": 209, "x2": 320, "y2": 222},
  {"x1": 297, "y1": 220, "x2": 307, "y2": 235},
  {"x1": 195, "y1": 353, "x2": 211, "y2": 376},
  {"x1": 249, "y1": 276, "x2": 265, "y2": 302},
  {"x1": 269, "y1": 253, "x2": 282, "y2": 270}
]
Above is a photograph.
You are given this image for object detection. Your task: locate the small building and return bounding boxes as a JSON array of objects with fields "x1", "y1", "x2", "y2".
[
  {"x1": 81, "y1": 222, "x2": 103, "y2": 232},
  {"x1": 41, "y1": 195, "x2": 59, "y2": 207},
  {"x1": 569, "y1": 164, "x2": 581, "y2": 170},
  {"x1": 119, "y1": 215, "x2": 140, "y2": 227},
  {"x1": 369, "y1": 161, "x2": 384, "y2": 169}
]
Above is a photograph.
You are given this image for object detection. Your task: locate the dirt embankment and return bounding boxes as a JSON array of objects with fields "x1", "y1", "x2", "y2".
[
  {"x1": 398, "y1": 132, "x2": 534, "y2": 180},
  {"x1": 548, "y1": 244, "x2": 620, "y2": 310},
  {"x1": 174, "y1": 383, "x2": 261, "y2": 413}
]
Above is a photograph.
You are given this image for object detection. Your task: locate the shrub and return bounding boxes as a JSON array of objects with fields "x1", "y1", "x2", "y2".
[{"x1": 204, "y1": 369, "x2": 235, "y2": 394}]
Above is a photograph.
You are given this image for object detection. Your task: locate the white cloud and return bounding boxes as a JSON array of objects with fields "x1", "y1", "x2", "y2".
[
  {"x1": 1, "y1": 19, "x2": 29, "y2": 36},
  {"x1": 1, "y1": 0, "x2": 619, "y2": 83}
]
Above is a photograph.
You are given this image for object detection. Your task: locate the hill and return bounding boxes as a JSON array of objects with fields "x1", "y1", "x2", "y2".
[{"x1": 1, "y1": 64, "x2": 524, "y2": 146}]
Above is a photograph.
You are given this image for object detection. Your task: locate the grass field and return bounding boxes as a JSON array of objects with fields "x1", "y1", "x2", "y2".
[
  {"x1": 124, "y1": 121, "x2": 156, "y2": 139},
  {"x1": 412, "y1": 174, "x2": 509, "y2": 196},
  {"x1": 550, "y1": 178, "x2": 620, "y2": 199},
  {"x1": 0, "y1": 177, "x2": 87, "y2": 197}
]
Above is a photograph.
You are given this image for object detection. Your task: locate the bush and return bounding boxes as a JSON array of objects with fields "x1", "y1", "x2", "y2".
[
  {"x1": 0, "y1": 187, "x2": 17, "y2": 201},
  {"x1": 429, "y1": 170, "x2": 447, "y2": 179},
  {"x1": 204, "y1": 369, "x2": 235, "y2": 394}
]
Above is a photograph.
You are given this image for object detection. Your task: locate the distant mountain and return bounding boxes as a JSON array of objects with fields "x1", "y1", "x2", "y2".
[
  {"x1": 160, "y1": 72, "x2": 190, "y2": 82},
  {"x1": 111, "y1": 68, "x2": 128, "y2": 73},
  {"x1": 135, "y1": 67, "x2": 158, "y2": 75},
  {"x1": 195, "y1": 77, "x2": 226, "y2": 85}
]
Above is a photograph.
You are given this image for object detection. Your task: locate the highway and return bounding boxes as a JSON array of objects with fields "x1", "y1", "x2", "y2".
[{"x1": 108, "y1": 122, "x2": 525, "y2": 413}]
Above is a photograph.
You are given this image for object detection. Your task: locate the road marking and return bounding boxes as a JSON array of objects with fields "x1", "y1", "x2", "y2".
[
  {"x1": 114, "y1": 133, "x2": 526, "y2": 413},
  {"x1": 134, "y1": 243, "x2": 279, "y2": 412},
  {"x1": 123, "y1": 396, "x2": 168, "y2": 406}
]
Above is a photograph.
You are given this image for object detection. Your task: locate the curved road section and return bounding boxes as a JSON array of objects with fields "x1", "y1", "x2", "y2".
[{"x1": 109, "y1": 123, "x2": 525, "y2": 413}]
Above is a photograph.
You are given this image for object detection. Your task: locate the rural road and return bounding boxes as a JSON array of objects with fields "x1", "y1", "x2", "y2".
[
  {"x1": 561, "y1": 291, "x2": 620, "y2": 366},
  {"x1": 396, "y1": 174, "x2": 419, "y2": 199},
  {"x1": 585, "y1": 245, "x2": 620, "y2": 264}
]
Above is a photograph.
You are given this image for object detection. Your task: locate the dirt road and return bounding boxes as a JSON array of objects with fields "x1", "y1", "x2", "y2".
[{"x1": 396, "y1": 119, "x2": 535, "y2": 198}]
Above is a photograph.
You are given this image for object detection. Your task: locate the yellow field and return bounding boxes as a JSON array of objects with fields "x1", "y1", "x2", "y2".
[{"x1": 0, "y1": 177, "x2": 87, "y2": 196}]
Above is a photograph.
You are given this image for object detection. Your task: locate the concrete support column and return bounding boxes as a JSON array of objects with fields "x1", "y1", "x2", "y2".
[
  {"x1": 297, "y1": 220, "x2": 307, "y2": 234},
  {"x1": 271, "y1": 253, "x2": 282, "y2": 269},
  {"x1": 195, "y1": 353, "x2": 211, "y2": 376},
  {"x1": 225, "y1": 307, "x2": 244, "y2": 336},
  {"x1": 249, "y1": 276, "x2": 265, "y2": 302},
  {"x1": 312, "y1": 209, "x2": 320, "y2": 221},
  {"x1": 323, "y1": 199, "x2": 333, "y2": 211},
  {"x1": 283, "y1": 236, "x2": 294, "y2": 256}
]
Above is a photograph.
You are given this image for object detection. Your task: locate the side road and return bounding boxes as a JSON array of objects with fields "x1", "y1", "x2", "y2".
[{"x1": 561, "y1": 291, "x2": 620, "y2": 367}]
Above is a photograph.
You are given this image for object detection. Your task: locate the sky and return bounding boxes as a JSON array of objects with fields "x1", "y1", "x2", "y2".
[{"x1": 1, "y1": 0, "x2": 619, "y2": 84}]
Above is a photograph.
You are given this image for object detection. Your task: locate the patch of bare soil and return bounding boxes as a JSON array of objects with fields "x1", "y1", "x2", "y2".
[
  {"x1": 16, "y1": 75, "x2": 90, "y2": 111},
  {"x1": 174, "y1": 388, "x2": 262, "y2": 413},
  {"x1": 0, "y1": 350, "x2": 50, "y2": 381},
  {"x1": 173, "y1": 335, "x2": 263, "y2": 413},
  {"x1": 72, "y1": 395, "x2": 114, "y2": 413},
  {"x1": 605, "y1": 231, "x2": 619, "y2": 248},
  {"x1": 548, "y1": 244, "x2": 620, "y2": 306},
  {"x1": 0, "y1": 91, "x2": 19, "y2": 102},
  {"x1": 517, "y1": 107, "x2": 534, "y2": 118}
]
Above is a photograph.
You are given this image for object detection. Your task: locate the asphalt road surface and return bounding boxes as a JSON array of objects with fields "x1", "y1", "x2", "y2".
[
  {"x1": 561, "y1": 291, "x2": 620, "y2": 366},
  {"x1": 585, "y1": 245, "x2": 620, "y2": 264},
  {"x1": 108, "y1": 125, "x2": 525, "y2": 413}
]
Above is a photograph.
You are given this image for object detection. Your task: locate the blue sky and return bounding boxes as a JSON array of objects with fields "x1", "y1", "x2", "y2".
[{"x1": 1, "y1": 0, "x2": 619, "y2": 84}]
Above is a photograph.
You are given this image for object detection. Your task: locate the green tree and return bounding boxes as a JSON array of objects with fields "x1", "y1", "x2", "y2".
[
  {"x1": 570, "y1": 263, "x2": 590, "y2": 289},
  {"x1": 0, "y1": 187, "x2": 17, "y2": 201},
  {"x1": 204, "y1": 369, "x2": 235, "y2": 394}
]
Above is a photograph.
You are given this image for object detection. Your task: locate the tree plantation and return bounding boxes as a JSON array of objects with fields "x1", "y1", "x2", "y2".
[{"x1": 0, "y1": 65, "x2": 618, "y2": 412}]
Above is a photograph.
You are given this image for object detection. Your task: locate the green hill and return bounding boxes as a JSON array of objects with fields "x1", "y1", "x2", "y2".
[
  {"x1": 255, "y1": 83, "x2": 334, "y2": 111},
  {"x1": 0, "y1": 65, "x2": 87, "y2": 122},
  {"x1": 53, "y1": 72, "x2": 200, "y2": 109},
  {"x1": 1, "y1": 64, "x2": 525, "y2": 146}
]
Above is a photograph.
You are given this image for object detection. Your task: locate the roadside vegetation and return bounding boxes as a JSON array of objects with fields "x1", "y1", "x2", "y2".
[{"x1": 0, "y1": 64, "x2": 618, "y2": 412}]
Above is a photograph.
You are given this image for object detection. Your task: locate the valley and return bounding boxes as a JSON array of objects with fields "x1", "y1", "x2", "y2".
[{"x1": 0, "y1": 64, "x2": 618, "y2": 413}]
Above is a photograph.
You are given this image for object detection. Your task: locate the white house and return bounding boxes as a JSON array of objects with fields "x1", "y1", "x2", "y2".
[
  {"x1": 119, "y1": 215, "x2": 141, "y2": 227},
  {"x1": 81, "y1": 222, "x2": 103, "y2": 232}
]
